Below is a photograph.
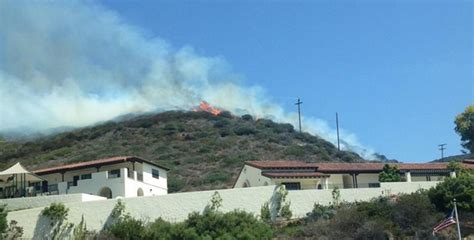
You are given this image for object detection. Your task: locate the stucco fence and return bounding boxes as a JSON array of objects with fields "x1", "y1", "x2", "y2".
[
  {"x1": 0, "y1": 194, "x2": 106, "y2": 212},
  {"x1": 7, "y1": 181, "x2": 439, "y2": 239}
]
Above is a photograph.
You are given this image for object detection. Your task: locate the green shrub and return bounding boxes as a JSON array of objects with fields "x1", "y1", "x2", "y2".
[
  {"x1": 146, "y1": 218, "x2": 198, "y2": 240},
  {"x1": 203, "y1": 170, "x2": 231, "y2": 184},
  {"x1": 260, "y1": 201, "x2": 271, "y2": 222},
  {"x1": 219, "y1": 129, "x2": 232, "y2": 137},
  {"x1": 428, "y1": 173, "x2": 474, "y2": 212},
  {"x1": 72, "y1": 216, "x2": 88, "y2": 240},
  {"x1": 218, "y1": 111, "x2": 232, "y2": 118},
  {"x1": 241, "y1": 114, "x2": 253, "y2": 121},
  {"x1": 283, "y1": 146, "x2": 305, "y2": 157},
  {"x1": 233, "y1": 126, "x2": 257, "y2": 136},
  {"x1": 108, "y1": 216, "x2": 146, "y2": 240},
  {"x1": 111, "y1": 199, "x2": 126, "y2": 219},
  {"x1": 3, "y1": 220, "x2": 23, "y2": 239},
  {"x1": 206, "y1": 191, "x2": 223, "y2": 212},
  {"x1": 280, "y1": 202, "x2": 292, "y2": 220},
  {"x1": 41, "y1": 203, "x2": 71, "y2": 240},
  {"x1": 379, "y1": 164, "x2": 401, "y2": 182},
  {"x1": 0, "y1": 205, "x2": 7, "y2": 235},
  {"x1": 391, "y1": 192, "x2": 441, "y2": 237},
  {"x1": 273, "y1": 123, "x2": 294, "y2": 133},
  {"x1": 168, "y1": 177, "x2": 186, "y2": 193},
  {"x1": 275, "y1": 185, "x2": 292, "y2": 220},
  {"x1": 105, "y1": 208, "x2": 272, "y2": 239},
  {"x1": 41, "y1": 203, "x2": 69, "y2": 222},
  {"x1": 185, "y1": 210, "x2": 273, "y2": 239},
  {"x1": 213, "y1": 119, "x2": 230, "y2": 128},
  {"x1": 306, "y1": 203, "x2": 335, "y2": 221}
]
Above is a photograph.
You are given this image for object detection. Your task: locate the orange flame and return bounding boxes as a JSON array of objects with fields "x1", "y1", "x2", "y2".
[{"x1": 198, "y1": 101, "x2": 222, "y2": 116}]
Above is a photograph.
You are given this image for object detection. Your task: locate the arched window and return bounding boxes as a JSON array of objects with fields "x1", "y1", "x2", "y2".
[
  {"x1": 137, "y1": 188, "x2": 144, "y2": 197},
  {"x1": 98, "y1": 187, "x2": 112, "y2": 199},
  {"x1": 242, "y1": 180, "x2": 251, "y2": 188}
]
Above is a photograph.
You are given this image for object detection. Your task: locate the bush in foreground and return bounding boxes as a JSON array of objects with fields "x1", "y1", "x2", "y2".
[
  {"x1": 108, "y1": 210, "x2": 272, "y2": 240},
  {"x1": 428, "y1": 172, "x2": 474, "y2": 212}
]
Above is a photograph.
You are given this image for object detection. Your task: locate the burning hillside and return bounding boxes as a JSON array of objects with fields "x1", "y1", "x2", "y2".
[{"x1": 195, "y1": 101, "x2": 222, "y2": 116}]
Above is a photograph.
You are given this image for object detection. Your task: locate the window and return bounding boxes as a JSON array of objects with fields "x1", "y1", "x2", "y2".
[
  {"x1": 368, "y1": 183, "x2": 380, "y2": 188},
  {"x1": 152, "y1": 169, "x2": 159, "y2": 179},
  {"x1": 108, "y1": 169, "x2": 121, "y2": 179},
  {"x1": 137, "y1": 172, "x2": 143, "y2": 182},
  {"x1": 81, "y1": 174, "x2": 92, "y2": 180},
  {"x1": 48, "y1": 184, "x2": 58, "y2": 192},
  {"x1": 282, "y1": 182, "x2": 301, "y2": 190}
]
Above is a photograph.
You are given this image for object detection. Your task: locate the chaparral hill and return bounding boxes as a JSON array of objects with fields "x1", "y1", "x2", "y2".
[{"x1": 0, "y1": 111, "x2": 368, "y2": 192}]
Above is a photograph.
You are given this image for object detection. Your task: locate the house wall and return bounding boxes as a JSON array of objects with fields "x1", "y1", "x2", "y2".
[
  {"x1": 356, "y1": 173, "x2": 380, "y2": 188},
  {"x1": 40, "y1": 163, "x2": 133, "y2": 184},
  {"x1": 326, "y1": 174, "x2": 344, "y2": 188},
  {"x1": 233, "y1": 164, "x2": 450, "y2": 189},
  {"x1": 272, "y1": 178, "x2": 323, "y2": 190},
  {"x1": 66, "y1": 169, "x2": 126, "y2": 197},
  {"x1": 37, "y1": 162, "x2": 168, "y2": 198},
  {"x1": 8, "y1": 181, "x2": 440, "y2": 239},
  {"x1": 124, "y1": 169, "x2": 168, "y2": 197},
  {"x1": 411, "y1": 175, "x2": 445, "y2": 182},
  {"x1": 234, "y1": 165, "x2": 272, "y2": 188},
  {"x1": 141, "y1": 162, "x2": 168, "y2": 190}
]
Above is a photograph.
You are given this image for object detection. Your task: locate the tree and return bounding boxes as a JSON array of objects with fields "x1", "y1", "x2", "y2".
[
  {"x1": 455, "y1": 105, "x2": 474, "y2": 153},
  {"x1": 428, "y1": 173, "x2": 474, "y2": 212},
  {"x1": 379, "y1": 164, "x2": 401, "y2": 182}
]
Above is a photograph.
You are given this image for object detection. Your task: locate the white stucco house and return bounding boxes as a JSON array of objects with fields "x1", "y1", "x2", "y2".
[
  {"x1": 234, "y1": 160, "x2": 474, "y2": 190},
  {"x1": 0, "y1": 156, "x2": 169, "y2": 199}
]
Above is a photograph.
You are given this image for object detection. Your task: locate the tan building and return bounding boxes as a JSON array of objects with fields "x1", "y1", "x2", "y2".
[{"x1": 233, "y1": 160, "x2": 474, "y2": 190}]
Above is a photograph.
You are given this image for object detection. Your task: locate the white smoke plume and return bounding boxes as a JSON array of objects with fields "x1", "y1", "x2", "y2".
[{"x1": 0, "y1": 1, "x2": 374, "y2": 158}]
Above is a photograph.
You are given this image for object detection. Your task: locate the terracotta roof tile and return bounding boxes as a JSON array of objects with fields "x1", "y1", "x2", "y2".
[
  {"x1": 463, "y1": 159, "x2": 474, "y2": 164},
  {"x1": 246, "y1": 160, "x2": 473, "y2": 172},
  {"x1": 246, "y1": 160, "x2": 315, "y2": 169},
  {"x1": 262, "y1": 172, "x2": 329, "y2": 178},
  {"x1": 34, "y1": 156, "x2": 169, "y2": 174},
  {"x1": 314, "y1": 162, "x2": 455, "y2": 172}
]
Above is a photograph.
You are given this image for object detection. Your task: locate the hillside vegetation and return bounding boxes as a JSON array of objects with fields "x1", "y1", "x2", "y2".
[
  {"x1": 0, "y1": 111, "x2": 363, "y2": 192},
  {"x1": 431, "y1": 153, "x2": 474, "y2": 163}
]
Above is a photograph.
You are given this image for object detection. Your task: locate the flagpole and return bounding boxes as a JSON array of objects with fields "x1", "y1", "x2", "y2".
[{"x1": 454, "y1": 198, "x2": 462, "y2": 240}]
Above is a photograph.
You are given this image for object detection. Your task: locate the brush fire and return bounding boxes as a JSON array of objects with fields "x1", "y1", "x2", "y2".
[{"x1": 196, "y1": 101, "x2": 222, "y2": 116}]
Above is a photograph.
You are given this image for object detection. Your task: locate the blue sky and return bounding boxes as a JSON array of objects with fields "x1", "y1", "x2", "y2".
[{"x1": 99, "y1": 0, "x2": 473, "y2": 162}]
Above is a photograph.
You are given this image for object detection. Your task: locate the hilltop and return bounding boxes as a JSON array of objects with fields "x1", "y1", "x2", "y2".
[
  {"x1": 431, "y1": 153, "x2": 474, "y2": 163},
  {"x1": 0, "y1": 111, "x2": 365, "y2": 192}
]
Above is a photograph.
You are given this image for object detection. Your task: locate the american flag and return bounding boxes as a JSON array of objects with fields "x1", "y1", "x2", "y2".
[{"x1": 433, "y1": 209, "x2": 457, "y2": 234}]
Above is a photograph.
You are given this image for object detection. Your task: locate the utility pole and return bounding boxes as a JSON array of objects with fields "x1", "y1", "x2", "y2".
[
  {"x1": 438, "y1": 143, "x2": 446, "y2": 160},
  {"x1": 295, "y1": 98, "x2": 303, "y2": 133},
  {"x1": 336, "y1": 112, "x2": 340, "y2": 151}
]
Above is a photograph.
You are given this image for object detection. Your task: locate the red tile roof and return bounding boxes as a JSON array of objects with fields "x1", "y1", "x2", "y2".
[
  {"x1": 262, "y1": 172, "x2": 329, "y2": 178},
  {"x1": 463, "y1": 159, "x2": 474, "y2": 164},
  {"x1": 246, "y1": 160, "x2": 474, "y2": 172},
  {"x1": 314, "y1": 162, "x2": 455, "y2": 172},
  {"x1": 34, "y1": 156, "x2": 169, "y2": 175},
  {"x1": 313, "y1": 162, "x2": 385, "y2": 172},
  {"x1": 246, "y1": 161, "x2": 315, "y2": 169}
]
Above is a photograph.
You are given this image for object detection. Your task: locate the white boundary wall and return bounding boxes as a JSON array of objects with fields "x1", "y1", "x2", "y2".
[
  {"x1": 7, "y1": 181, "x2": 439, "y2": 239},
  {"x1": 0, "y1": 194, "x2": 106, "y2": 211}
]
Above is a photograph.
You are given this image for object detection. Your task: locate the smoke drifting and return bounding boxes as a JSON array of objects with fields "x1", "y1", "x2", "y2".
[{"x1": 0, "y1": 1, "x2": 374, "y2": 158}]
